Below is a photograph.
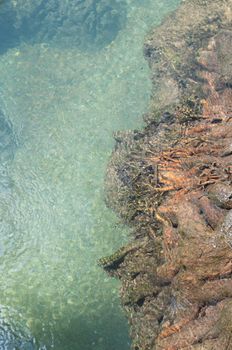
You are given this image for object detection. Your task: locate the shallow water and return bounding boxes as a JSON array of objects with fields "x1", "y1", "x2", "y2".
[{"x1": 0, "y1": 0, "x2": 180, "y2": 349}]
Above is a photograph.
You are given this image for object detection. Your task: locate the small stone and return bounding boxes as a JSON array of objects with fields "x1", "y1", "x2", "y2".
[
  {"x1": 208, "y1": 183, "x2": 232, "y2": 209},
  {"x1": 221, "y1": 143, "x2": 232, "y2": 157}
]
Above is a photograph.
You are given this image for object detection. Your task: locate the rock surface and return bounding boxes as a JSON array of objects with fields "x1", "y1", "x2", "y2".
[{"x1": 100, "y1": 1, "x2": 232, "y2": 349}]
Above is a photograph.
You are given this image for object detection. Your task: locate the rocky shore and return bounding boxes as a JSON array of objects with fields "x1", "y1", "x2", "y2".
[{"x1": 99, "y1": 0, "x2": 232, "y2": 349}]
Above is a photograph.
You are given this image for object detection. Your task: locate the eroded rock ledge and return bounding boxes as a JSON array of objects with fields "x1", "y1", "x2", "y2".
[{"x1": 99, "y1": 0, "x2": 232, "y2": 349}]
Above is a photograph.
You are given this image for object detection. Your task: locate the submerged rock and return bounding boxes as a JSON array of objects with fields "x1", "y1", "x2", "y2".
[{"x1": 0, "y1": 0, "x2": 127, "y2": 51}]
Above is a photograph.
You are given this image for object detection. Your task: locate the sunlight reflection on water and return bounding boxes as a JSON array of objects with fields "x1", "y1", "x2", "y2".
[{"x1": 0, "y1": 0, "x2": 180, "y2": 348}]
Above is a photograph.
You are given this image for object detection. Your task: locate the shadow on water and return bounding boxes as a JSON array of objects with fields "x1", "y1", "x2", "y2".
[
  {"x1": 0, "y1": 0, "x2": 127, "y2": 54},
  {"x1": 0, "y1": 110, "x2": 17, "y2": 163},
  {"x1": 0, "y1": 305, "x2": 36, "y2": 350},
  {"x1": 0, "y1": 107, "x2": 17, "y2": 194},
  {"x1": 49, "y1": 305, "x2": 130, "y2": 350},
  {"x1": 0, "y1": 302, "x2": 130, "y2": 350}
]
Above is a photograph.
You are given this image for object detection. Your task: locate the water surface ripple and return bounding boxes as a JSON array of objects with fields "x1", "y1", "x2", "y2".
[{"x1": 0, "y1": 0, "x2": 180, "y2": 349}]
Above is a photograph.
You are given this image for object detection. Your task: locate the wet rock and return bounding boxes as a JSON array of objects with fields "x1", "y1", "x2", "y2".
[
  {"x1": 98, "y1": 238, "x2": 147, "y2": 270},
  {"x1": 0, "y1": 0, "x2": 127, "y2": 52}
]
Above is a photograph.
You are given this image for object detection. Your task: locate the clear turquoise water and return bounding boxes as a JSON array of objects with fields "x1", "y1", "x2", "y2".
[{"x1": 0, "y1": 1, "x2": 180, "y2": 349}]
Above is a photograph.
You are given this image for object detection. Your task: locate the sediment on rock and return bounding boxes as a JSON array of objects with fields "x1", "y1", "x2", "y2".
[{"x1": 100, "y1": 1, "x2": 232, "y2": 349}]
